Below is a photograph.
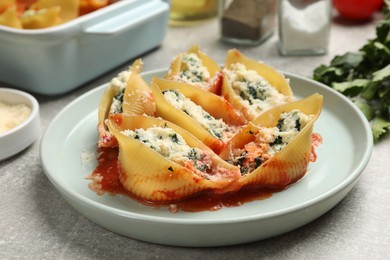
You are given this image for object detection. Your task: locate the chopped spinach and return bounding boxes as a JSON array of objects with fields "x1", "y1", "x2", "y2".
[
  {"x1": 276, "y1": 118, "x2": 284, "y2": 130},
  {"x1": 183, "y1": 109, "x2": 190, "y2": 115},
  {"x1": 248, "y1": 85, "x2": 257, "y2": 99},
  {"x1": 113, "y1": 90, "x2": 124, "y2": 113},
  {"x1": 270, "y1": 136, "x2": 283, "y2": 146},
  {"x1": 254, "y1": 156, "x2": 263, "y2": 168},
  {"x1": 179, "y1": 55, "x2": 206, "y2": 83},
  {"x1": 313, "y1": 1, "x2": 390, "y2": 142},
  {"x1": 240, "y1": 166, "x2": 250, "y2": 175},
  {"x1": 211, "y1": 130, "x2": 222, "y2": 139},
  {"x1": 235, "y1": 151, "x2": 248, "y2": 168},
  {"x1": 187, "y1": 149, "x2": 209, "y2": 172},
  {"x1": 295, "y1": 118, "x2": 301, "y2": 131},
  {"x1": 239, "y1": 81, "x2": 267, "y2": 102},
  {"x1": 230, "y1": 151, "x2": 263, "y2": 175},
  {"x1": 187, "y1": 148, "x2": 198, "y2": 161},
  {"x1": 169, "y1": 133, "x2": 179, "y2": 143}
]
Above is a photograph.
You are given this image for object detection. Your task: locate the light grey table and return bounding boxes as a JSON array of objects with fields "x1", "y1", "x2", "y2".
[{"x1": 1, "y1": 15, "x2": 390, "y2": 259}]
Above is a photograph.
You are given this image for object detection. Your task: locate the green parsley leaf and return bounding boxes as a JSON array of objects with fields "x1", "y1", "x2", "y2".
[
  {"x1": 331, "y1": 52, "x2": 364, "y2": 69},
  {"x1": 313, "y1": 2, "x2": 390, "y2": 143},
  {"x1": 372, "y1": 64, "x2": 390, "y2": 82},
  {"x1": 353, "y1": 99, "x2": 375, "y2": 121},
  {"x1": 332, "y1": 79, "x2": 370, "y2": 97},
  {"x1": 372, "y1": 117, "x2": 390, "y2": 143}
]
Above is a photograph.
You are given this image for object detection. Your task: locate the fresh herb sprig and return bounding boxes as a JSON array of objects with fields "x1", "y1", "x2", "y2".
[{"x1": 313, "y1": 1, "x2": 390, "y2": 143}]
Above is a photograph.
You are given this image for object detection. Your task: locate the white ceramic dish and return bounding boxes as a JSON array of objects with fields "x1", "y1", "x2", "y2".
[
  {"x1": 0, "y1": 0, "x2": 169, "y2": 95},
  {"x1": 0, "y1": 88, "x2": 40, "y2": 161},
  {"x1": 40, "y1": 70, "x2": 373, "y2": 247}
]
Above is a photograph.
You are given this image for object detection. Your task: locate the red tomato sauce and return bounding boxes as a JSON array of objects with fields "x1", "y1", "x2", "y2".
[
  {"x1": 310, "y1": 133, "x2": 323, "y2": 162},
  {"x1": 87, "y1": 147, "x2": 281, "y2": 212},
  {"x1": 87, "y1": 134, "x2": 322, "y2": 213}
]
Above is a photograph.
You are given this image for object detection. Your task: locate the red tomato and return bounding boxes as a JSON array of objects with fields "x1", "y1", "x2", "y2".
[{"x1": 333, "y1": 0, "x2": 383, "y2": 20}]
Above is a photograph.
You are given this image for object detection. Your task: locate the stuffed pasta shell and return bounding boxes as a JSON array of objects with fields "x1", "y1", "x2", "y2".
[
  {"x1": 151, "y1": 77, "x2": 245, "y2": 153},
  {"x1": 220, "y1": 93, "x2": 323, "y2": 190},
  {"x1": 222, "y1": 49, "x2": 294, "y2": 121},
  {"x1": 165, "y1": 45, "x2": 222, "y2": 94},
  {"x1": 0, "y1": 5, "x2": 22, "y2": 29},
  {"x1": 106, "y1": 114, "x2": 241, "y2": 203},
  {"x1": 20, "y1": 6, "x2": 62, "y2": 29},
  {"x1": 97, "y1": 59, "x2": 156, "y2": 147},
  {"x1": 31, "y1": 0, "x2": 78, "y2": 23},
  {"x1": 16, "y1": 0, "x2": 78, "y2": 29}
]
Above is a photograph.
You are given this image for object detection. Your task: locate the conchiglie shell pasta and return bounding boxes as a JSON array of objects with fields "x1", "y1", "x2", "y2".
[
  {"x1": 221, "y1": 94, "x2": 323, "y2": 189},
  {"x1": 152, "y1": 78, "x2": 229, "y2": 153},
  {"x1": 221, "y1": 49, "x2": 294, "y2": 121},
  {"x1": 165, "y1": 45, "x2": 222, "y2": 93},
  {"x1": 97, "y1": 82, "x2": 118, "y2": 147},
  {"x1": 0, "y1": 0, "x2": 14, "y2": 12},
  {"x1": 32, "y1": 0, "x2": 78, "y2": 22},
  {"x1": 106, "y1": 114, "x2": 241, "y2": 202},
  {"x1": 224, "y1": 49, "x2": 292, "y2": 96},
  {"x1": 122, "y1": 60, "x2": 156, "y2": 117},
  {"x1": 0, "y1": 5, "x2": 22, "y2": 29},
  {"x1": 20, "y1": 6, "x2": 62, "y2": 29},
  {"x1": 188, "y1": 45, "x2": 221, "y2": 78},
  {"x1": 97, "y1": 59, "x2": 155, "y2": 147},
  {"x1": 153, "y1": 77, "x2": 246, "y2": 126}
]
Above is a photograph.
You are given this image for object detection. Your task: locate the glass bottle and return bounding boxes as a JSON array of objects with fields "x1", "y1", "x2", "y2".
[
  {"x1": 219, "y1": 0, "x2": 276, "y2": 45},
  {"x1": 278, "y1": 0, "x2": 332, "y2": 56},
  {"x1": 169, "y1": 0, "x2": 218, "y2": 26}
]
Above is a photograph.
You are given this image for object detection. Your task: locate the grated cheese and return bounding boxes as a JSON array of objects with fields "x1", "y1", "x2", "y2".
[
  {"x1": 0, "y1": 100, "x2": 31, "y2": 134},
  {"x1": 81, "y1": 149, "x2": 96, "y2": 165}
]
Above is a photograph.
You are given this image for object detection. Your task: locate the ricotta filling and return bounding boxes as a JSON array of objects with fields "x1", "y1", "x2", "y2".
[
  {"x1": 224, "y1": 63, "x2": 291, "y2": 117},
  {"x1": 121, "y1": 126, "x2": 212, "y2": 174},
  {"x1": 109, "y1": 70, "x2": 132, "y2": 114},
  {"x1": 230, "y1": 110, "x2": 313, "y2": 174},
  {"x1": 163, "y1": 90, "x2": 234, "y2": 141},
  {"x1": 173, "y1": 53, "x2": 211, "y2": 89}
]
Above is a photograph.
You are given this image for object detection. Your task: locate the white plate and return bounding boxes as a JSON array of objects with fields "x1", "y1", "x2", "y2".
[{"x1": 40, "y1": 70, "x2": 373, "y2": 247}]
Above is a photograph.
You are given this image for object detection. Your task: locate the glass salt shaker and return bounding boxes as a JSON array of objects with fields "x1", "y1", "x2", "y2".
[
  {"x1": 219, "y1": 0, "x2": 276, "y2": 45},
  {"x1": 278, "y1": 0, "x2": 332, "y2": 56}
]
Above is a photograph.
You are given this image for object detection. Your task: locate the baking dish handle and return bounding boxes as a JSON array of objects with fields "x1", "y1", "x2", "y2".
[{"x1": 83, "y1": 0, "x2": 169, "y2": 35}]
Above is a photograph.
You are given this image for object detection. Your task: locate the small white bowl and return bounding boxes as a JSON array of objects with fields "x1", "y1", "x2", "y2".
[{"x1": 0, "y1": 88, "x2": 40, "y2": 160}]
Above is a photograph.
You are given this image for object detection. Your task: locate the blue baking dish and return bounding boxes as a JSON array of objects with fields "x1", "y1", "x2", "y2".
[{"x1": 0, "y1": 0, "x2": 169, "y2": 95}]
